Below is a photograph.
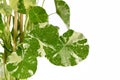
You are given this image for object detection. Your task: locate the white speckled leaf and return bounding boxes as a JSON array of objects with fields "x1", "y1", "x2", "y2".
[
  {"x1": 44, "y1": 29, "x2": 89, "y2": 66},
  {"x1": 29, "y1": 6, "x2": 48, "y2": 24},
  {"x1": 30, "y1": 25, "x2": 89, "y2": 66},
  {"x1": 54, "y1": 0, "x2": 70, "y2": 28},
  {"x1": 7, "y1": 37, "x2": 40, "y2": 79}
]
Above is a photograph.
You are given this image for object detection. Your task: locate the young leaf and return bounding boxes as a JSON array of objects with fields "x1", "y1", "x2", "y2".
[
  {"x1": 7, "y1": 37, "x2": 40, "y2": 78},
  {"x1": 29, "y1": 6, "x2": 48, "y2": 24},
  {"x1": 45, "y1": 29, "x2": 89, "y2": 66},
  {"x1": 0, "y1": 14, "x2": 4, "y2": 37},
  {"x1": 0, "y1": 4, "x2": 12, "y2": 16},
  {"x1": 23, "y1": 0, "x2": 36, "y2": 9},
  {"x1": 9, "y1": 0, "x2": 19, "y2": 10},
  {"x1": 54, "y1": 0, "x2": 70, "y2": 28},
  {"x1": 18, "y1": 0, "x2": 26, "y2": 14}
]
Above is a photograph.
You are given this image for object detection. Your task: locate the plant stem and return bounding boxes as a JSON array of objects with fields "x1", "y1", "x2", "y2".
[
  {"x1": 20, "y1": 14, "x2": 24, "y2": 43},
  {"x1": 48, "y1": 12, "x2": 56, "y2": 16},
  {"x1": 13, "y1": 11, "x2": 18, "y2": 52},
  {"x1": 42, "y1": 0, "x2": 45, "y2": 7},
  {"x1": 7, "y1": 15, "x2": 11, "y2": 26},
  {"x1": 3, "y1": 64, "x2": 7, "y2": 80}
]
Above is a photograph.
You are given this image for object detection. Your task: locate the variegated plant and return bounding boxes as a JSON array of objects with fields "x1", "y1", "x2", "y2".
[{"x1": 0, "y1": 0, "x2": 89, "y2": 80}]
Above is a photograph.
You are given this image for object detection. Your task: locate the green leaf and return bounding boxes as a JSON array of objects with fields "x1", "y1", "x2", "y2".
[
  {"x1": 23, "y1": 37, "x2": 40, "y2": 57},
  {"x1": 30, "y1": 25, "x2": 61, "y2": 48},
  {"x1": 18, "y1": 0, "x2": 26, "y2": 14},
  {"x1": 54, "y1": 0, "x2": 70, "y2": 28},
  {"x1": 0, "y1": 53, "x2": 3, "y2": 63},
  {"x1": 30, "y1": 25, "x2": 89, "y2": 66},
  {"x1": 44, "y1": 29, "x2": 89, "y2": 66},
  {"x1": 9, "y1": 0, "x2": 19, "y2": 10},
  {"x1": 0, "y1": 14, "x2": 4, "y2": 37},
  {"x1": 7, "y1": 37, "x2": 40, "y2": 78},
  {"x1": 23, "y1": 0, "x2": 36, "y2": 9},
  {"x1": 7, "y1": 56, "x2": 37, "y2": 79},
  {"x1": 29, "y1": 6, "x2": 48, "y2": 24},
  {"x1": 0, "y1": 4, "x2": 12, "y2": 16},
  {"x1": 30, "y1": 24, "x2": 62, "y2": 56}
]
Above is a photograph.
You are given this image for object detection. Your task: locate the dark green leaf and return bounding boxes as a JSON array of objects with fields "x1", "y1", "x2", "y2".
[
  {"x1": 54, "y1": 0, "x2": 70, "y2": 28},
  {"x1": 30, "y1": 24, "x2": 62, "y2": 49},
  {"x1": 18, "y1": 0, "x2": 26, "y2": 14},
  {"x1": 0, "y1": 14, "x2": 4, "y2": 37},
  {"x1": 29, "y1": 6, "x2": 48, "y2": 24}
]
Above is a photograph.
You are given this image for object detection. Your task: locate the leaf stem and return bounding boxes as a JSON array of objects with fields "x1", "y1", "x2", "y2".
[
  {"x1": 8, "y1": 15, "x2": 11, "y2": 24},
  {"x1": 20, "y1": 13, "x2": 24, "y2": 43},
  {"x1": 42, "y1": 0, "x2": 45, "y2": 7},
  {"x1": 3, "y1": 64, "x2": 7, "y2": 80},
  {"x1": 48, "y1": 12, "x2": 56, "y2": 16},
  {"x1": 13, "y1": 11, "x2": 18, "y2": 51}
]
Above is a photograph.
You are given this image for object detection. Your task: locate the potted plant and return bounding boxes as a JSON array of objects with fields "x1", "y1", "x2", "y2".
[{"x1": 0, "y1": 0, "x2": 89, "y2": 80}]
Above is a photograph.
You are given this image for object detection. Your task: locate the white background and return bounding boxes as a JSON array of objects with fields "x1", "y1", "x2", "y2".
[
  {"x1": 0, "y1": 0, "x2": 120, "y2": 80},
  {"x1": 29, "y1": 0, "x2": 120, "y2": 80}
]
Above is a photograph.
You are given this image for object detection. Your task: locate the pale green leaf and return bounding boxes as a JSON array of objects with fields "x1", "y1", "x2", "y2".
[
  {"x1": 29, "y1": 6, "x2": 48, "y2": 24},
  {"x1": 9, "y1": 0, "x2": 19, "y2": 10},
  {"x1": 45, "y1": 29, "x2": 89, "y2": 66},
  {"x1": 23, "y1": 0, "x2": 36, "y2": 9},
  {"x1": 0, "y1": 4, "x2": 12, "y2": 16},
  {"x1": 7, "y1": 37, "x2": 40, "y2": 78},
  {"x1": 54, "y1": 0, "x2": 70, "y2": 28}
]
